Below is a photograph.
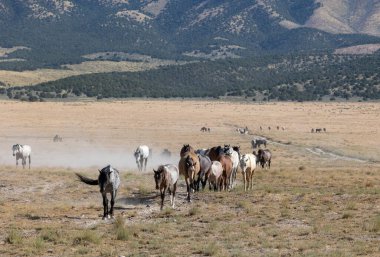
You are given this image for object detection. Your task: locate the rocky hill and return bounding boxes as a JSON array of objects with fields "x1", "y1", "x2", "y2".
[{"x1": 0, "y1": 0, "x2": 379, "y2": 71}]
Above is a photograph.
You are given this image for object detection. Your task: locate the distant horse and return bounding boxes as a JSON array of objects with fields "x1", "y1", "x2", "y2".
[
  {"x1": 311, "y1": 128, "x2": 315, "y2": 133},
  {"x1": 180, "y1": 144, "x2": 195, "y2": 158},
  {"x1": 251, "y1": 139, "x2": 267, "y2": 149},
  {"x1": 12, "y1": 144, "x2": 31, "y2": 169},
  {"x1": 134, "y1": 145, "x2": 150, "y2": 171},
  {"x1": 208, "y1": 161, "x2": 223, "y2": 191},
  {"x1": 200, "y1": 127, "x2": 208, "y2": 132},
  {"x1": 197, "y1": 154, "x2": 212, "y2": 190},
  {"x1": 323, "y1": 128, "x2": 326, "y2": 132},
  {"x1": 53, "y1": 134, "x2": 63, "y2": 142},
  {"x1": 160, "y1": 149, "x2": 172, "y2": 159},
  {"x1": 224, "y1": 145, "x2": 239, "y2": 189},
  {"x1": 240, "y1": 153, "x2": 257, "y2": 191},
  {"x1": 75, "y1": 165, "x2": 120, "y2": 219},
  {"x1": 154, "y1": 164, "x2": 179, "y2": 210},
  {"x1": 315, "y1": 128, "x2": 322, "y2": 133},
  {"x1": 179, "y1": 145, "x2": 200, "y2": 202},
  {"x1": 236, "y1": 128, "x2": 248, "y2": 134},
  {"x1": 256, "y1": 149, "x2": 272, "y2": 169}
]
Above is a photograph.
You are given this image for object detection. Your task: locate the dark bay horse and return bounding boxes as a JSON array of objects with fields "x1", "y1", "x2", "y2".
[
  {"x1": 75, "y1": 165, "x2": 120, "y2": 219},
  {"x1": 179, "y1": 145, "x2": 200, "y2": 202},
  {"x1": 154, "y1": 164, "x2": 179, "y2": 210},
  {"x1": 207, "y1": 146, "x2": 223, "y2": 161}
]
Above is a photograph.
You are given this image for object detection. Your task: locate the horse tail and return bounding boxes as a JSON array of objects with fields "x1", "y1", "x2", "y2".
[{"x1": 75, "y1": 173, "x2": 99, "y2": 185}]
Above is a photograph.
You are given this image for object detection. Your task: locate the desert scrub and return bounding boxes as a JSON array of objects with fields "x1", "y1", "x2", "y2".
[
  {"x1": 6, "y1": 229, "x2": 23, "y2": 245},
  {"x1": 73, "y1": 229, "x2": 101, "y2": 245},
  {"x1": 114, "y1": 216, "x2": 137, "y2": 241}
]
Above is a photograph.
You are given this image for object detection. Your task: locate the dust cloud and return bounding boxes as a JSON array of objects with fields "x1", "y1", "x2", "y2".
[{"x1": 0, "y1": 136, "x2": 180, "y2": 171}]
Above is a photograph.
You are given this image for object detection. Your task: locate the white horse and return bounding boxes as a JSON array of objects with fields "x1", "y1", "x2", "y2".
[
  {"x1": 134, "y1": 145, "x2": 150, "y2": 171},
  {"x1": 12, "y1": 144, "x2": 32, "y2": 169},
  {"x1": 223, "y1": 145, "x2": 239, "y2": 189},
  {"x1": 240, "y1": 153, "x2": 257, "y2": 191}
]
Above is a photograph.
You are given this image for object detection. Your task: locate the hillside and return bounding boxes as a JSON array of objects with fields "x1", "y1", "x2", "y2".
[
  {"x1": 4, "y1": 52, "x2": 380, "y2": 101},
  {"x1": 0, "y1": 0, "x2": 379, "y2": 72},
  {"x1": 0, "y1": 0, "x2": 380, "y2": 100}
]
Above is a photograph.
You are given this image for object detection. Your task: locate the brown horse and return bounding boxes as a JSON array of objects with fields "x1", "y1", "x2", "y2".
[
  {"x1": 179, "y1": 145, "x2": 200, "y2": 202},
  {"x1": 218, "y1": 154, "x2": 233, "y2": 191},
  {"x1": 180, "y1": 144, "x2": 195, "y2": 157}
]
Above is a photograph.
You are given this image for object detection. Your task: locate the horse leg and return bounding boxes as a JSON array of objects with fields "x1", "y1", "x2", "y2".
[
  {"x1": 102, "y1": 194, "x2": 108, "y2": 220},
  {"x1": 172, "y1": 183, "x2": 177, "y2": 208},
  {"x1": 268, "y1": 159, "x2": 271, "y2": 169},
  {"x1": 28, "y1": 155, "x2": 31, "y2": 169},
  {"x1": 15, "y1": 157, "x2": 18, "y2": 167},
  {"x1": 243, "y1": 172, "x2": 247, "y2": 191},
  {"x1": 185, "y1": 177, "x2": 191, "y2": 202},
  {"x1": 160, "y1": 188, "x2": 166, "y2": 210},
  {"x1": 110, "y1": 190, "x2": 117, "y2": 218},
  {"x1": 250, "y1": 172, "x2": 254, "y2": 190},
  {"x1": 22, "y1": 157, "x2": 26, "y2": 169},
  {"x1": 144, "y1": 158, "x2": 148, "y2": 171}
]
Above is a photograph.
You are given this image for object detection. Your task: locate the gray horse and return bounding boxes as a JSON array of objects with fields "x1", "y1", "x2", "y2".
[
  {"x1": 197, "y1": 154, "x2": 212, "y2": 190},
  {"x1": 251, "y1": 139, "x2": 267, "y2": 149},
  {"x1": 256, "y1": 149, "x2": 272, "y2": 169},
  {"x1": 75, "y1": 165, "x2": 120, "y2": 219}
]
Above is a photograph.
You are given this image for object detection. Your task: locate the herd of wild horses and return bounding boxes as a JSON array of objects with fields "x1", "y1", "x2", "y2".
[{"x1": 9, "y1": 131, "x2": 271, "y2": 218}]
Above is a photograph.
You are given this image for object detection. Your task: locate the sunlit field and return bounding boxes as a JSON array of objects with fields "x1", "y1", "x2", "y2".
[{"x1": 0, "y1": 100, "x2": 379, "y2": 256}]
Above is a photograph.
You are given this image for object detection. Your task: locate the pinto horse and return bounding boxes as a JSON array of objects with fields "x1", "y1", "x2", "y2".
[
  {"x1": 240, "y1": 153, "x2": 257, "y2": 191},
  {"x1": 154, "y1": 164, "x2": 179, "y2": 210},
  {"x1": 12, "y1": 144, "x2": 31, "y2": 169},
  {"x1": 75, "y1": 165, "x2": 120, "y2": 219},
  {"x1": 179, "y1": 145, "x2": 200, "y2": 202}
]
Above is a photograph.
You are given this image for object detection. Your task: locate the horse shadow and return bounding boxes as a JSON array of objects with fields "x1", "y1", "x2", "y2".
[{"x1": 115, "y1": 192, "x2": 158, "y2": 210}]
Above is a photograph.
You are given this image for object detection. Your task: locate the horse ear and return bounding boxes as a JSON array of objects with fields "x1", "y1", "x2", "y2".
[{"x1": 98, "y1": 169, "x2": 101, "y2": 174}]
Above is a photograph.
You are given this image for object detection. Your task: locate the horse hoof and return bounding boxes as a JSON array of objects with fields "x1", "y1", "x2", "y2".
[{"x1": 102, "y1": 217, "x2": 107, "y2": 220}]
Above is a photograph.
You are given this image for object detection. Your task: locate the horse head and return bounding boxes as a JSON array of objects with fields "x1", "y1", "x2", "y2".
[
  {"x1": 12, "y1": 144, "x2": 21, "y2": 156},
  {"x1": 185, "y1": 155, "x2": 197, "y2": 179},
  {"x1": 153, "y1": 166, "x2": 164, "y2": 190},
  {"x1": 98, "y1": 165, "x2": 114, "y2": 193}
]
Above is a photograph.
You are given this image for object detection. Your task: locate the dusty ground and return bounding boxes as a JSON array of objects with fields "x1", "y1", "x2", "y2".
[{"x1": 0, "y1": 100, "x2": 379, "y2": 256}]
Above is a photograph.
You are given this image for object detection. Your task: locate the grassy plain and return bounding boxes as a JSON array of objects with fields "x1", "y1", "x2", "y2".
[{"x1": 0, "y1": 100, "x2": 379, "y2": 256}]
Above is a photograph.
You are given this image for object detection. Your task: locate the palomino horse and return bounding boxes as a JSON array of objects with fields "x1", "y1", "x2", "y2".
[
  {"x1": 75, "y1": 165, "x2": 121, "y2": 219},
  {"x1": 240, "y1": 153, "x2": 257, "y2": 191},
  {"x1": 178, "y1": 144, "x2": 200, "y2": 202},
  {"x1": 197, "y1": 154, "x2": 212, "y2": 190},
  {"x1": 134, "y1": 145, "x2": 150, "y2": 171},
  {"x1": 154, "y1": 164, "x2": 179, "y2": 210},
  {"x1": 223, "y1": 145, "x2": 239, "y2": 189},
  {"x1": 12, "y1": 144, "x2": 31, "y2": 169},
  {"x1": 208, "y1": 161, "x2": 223, "y2": 191},
  {"x1": 256, "y1": 149, "x2": 272, "y2": 169}
]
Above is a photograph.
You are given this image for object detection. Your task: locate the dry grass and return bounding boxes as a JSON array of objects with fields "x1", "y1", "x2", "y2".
[
  {"x1": 0, "y1": 59, "x2": 182, "y2": 87},
  {"x1": 0, "y1": 100, "x2": 379, "y2": 256}
]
